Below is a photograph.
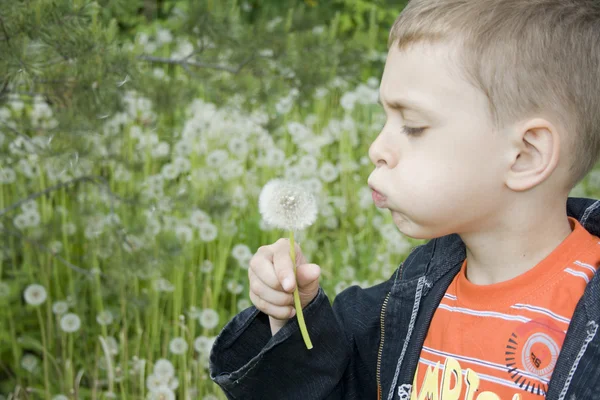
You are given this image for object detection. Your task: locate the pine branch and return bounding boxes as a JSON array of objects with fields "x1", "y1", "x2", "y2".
[
  {"x1": 0, "y1": 224, "x2": 94, "y2": 278},
  {"x1": 0, "y1": 175, "x2": 130, "y2": 218},
  {"x1": 0, "y1": 120, "x2": 50, "y2": 154},
  {"x1": 0, "y1": 174, "x2": 144, "y2": 278}
]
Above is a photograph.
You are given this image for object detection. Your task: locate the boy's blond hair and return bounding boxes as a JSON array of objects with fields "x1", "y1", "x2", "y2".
[{"x1": 389, "y1": 0, "x2": 600, "y2": 191}]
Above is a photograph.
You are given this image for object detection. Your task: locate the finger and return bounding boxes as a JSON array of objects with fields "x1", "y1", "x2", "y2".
[
  {"x1": 296, "y1": 263, "x2": 321, "y2": 291},
  {"x1": 250, "y1": 290, "x2": 295, "y2": 320},
  {"x1": 254, "y1": 244, "x2": 275, "y2": 263},
  {"x1": 249, "y1": 270, "x2": 294, "y2": 306},
  {"x1": 272, "y1": 244, "x2": 297, "y2": 293},
  {"x1": 249, "y1": 251, "x2": 281, "y2": 290},
  {"x1": 272, "y1": 238, "x2": 306, "y2": 266},
  {"x1": 248, "y1": 265, "x2": 284, "y2": 295}
]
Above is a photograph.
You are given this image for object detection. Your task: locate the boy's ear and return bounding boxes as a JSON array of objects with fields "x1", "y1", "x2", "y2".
[{"x1": 505, "y1": 118, "x2": 561, "y2": 192}]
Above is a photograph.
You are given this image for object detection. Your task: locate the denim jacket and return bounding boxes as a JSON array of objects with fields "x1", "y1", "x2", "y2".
[{"x1": 209, "y1": 197, "x2": 600, "y2": 400}]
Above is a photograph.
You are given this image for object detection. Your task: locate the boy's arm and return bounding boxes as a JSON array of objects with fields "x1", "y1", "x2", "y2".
[{"x1": 209, "y1": 286, "x2": 355, "y2": 399}]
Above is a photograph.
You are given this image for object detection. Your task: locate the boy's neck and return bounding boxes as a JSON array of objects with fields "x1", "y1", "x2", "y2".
[{"x1": 460, "y1": 202, "x2": 573, "y2": 286}]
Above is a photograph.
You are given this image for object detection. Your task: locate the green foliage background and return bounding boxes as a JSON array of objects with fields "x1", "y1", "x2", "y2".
[{"x1": 2, "y1": 1, "x2": 597, "y2": 399}]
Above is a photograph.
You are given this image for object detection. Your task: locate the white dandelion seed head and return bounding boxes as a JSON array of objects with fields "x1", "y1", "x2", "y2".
[
  {"x1": 152, "y1": 141, "x2": 170, "y2": 158},
  {"x1": 146, "y1": 373, "x2": 165, "y2": 391},
  {"x1": 228, "y1": 136, "x2": 249, "y2": 157},
  {"x1": 187, "y1": 306, "x2": 202, "y2": 320},
  {"x1": 53, "y1": 395, "x2": 69, "y2": 400},
  {"x1": 198, "y1": 222, "x2": 218, "y2": 242},
  {"x1": 199, "y1": 308, "x2": 219, "y2": 330},
  {"x1": 21, "y1": 353, "x2": 39, "y2": 372},
  {"x1": 130, "y1": 357, "x2": 146, "y2": 375},
  {"x1": 298, "y1": 154, "x2": 318, "y2": 176},
  {"x1": 172, "y1": 156, "x2": 191, "y2": 174},
  {"x1": 175, "y1": 225, "x2": 193, "y2": 244},
  {"x1": 225, "y1": 280, "x2": 244, "y2": 295},
  {"x1": 49, "y1": 240, "x2": 63, "y2": 254},
  {"x1": 205, "y1": 149, "x2": 229, "y2": 167},
  {"x1": 199, "y1": 259, "x2": 213, "y2": 273},
  {"x1": 25, "y1": 211, "x2": 41, "y2": 227},
  {"x1": 153, "y1": 278, "x2": 174, "y2": 293},
  {"x1": 318, "y1": 162, "x2": 339, "y2": 183},
  {"x1": 59, "y1": 313, "x2": 81, "y2": 333},
  {"x1": 24, "y1": 284, "x2": 47, "y2": 306},
  {"x1": 193, "y1": 336, "x2": 209, "y2": 354},
  {"x1": 340, "y1": 91, "x2": 357, "y2": 112},
  {"x1": 189, "y1": 209, "x2": 211, "y2": 227},
  {"x1": 299, "y1": 177, "x2": 324, "y2": 197},
  {"x1": 194, "y1": 335, "x2": 217, "y2": 355},
  {"x1": 160, "y1": 163, "x2": 179, "y2": 181},
  {"x1": 284, "y1": 165, "x2": 303, "y2": 181},
  {"x1": 156, "y1": 28, "x2": 173, "y2": 44},
  {"x1": 52, "y1": 301, "x2": 69, "y2": 315},
  {"x1": 231, "y1": 244, "x2": 252, "y2": 262},
  {"x1": 20, "y1": 200, "x2": 38, "y2": 213},
  {"x1": 13, "y1": 214, "x2": 28, "y2": 230},
  {"x1": 146, "y1": 386, "x2": 175, "y2": 400},
  {"x1": 168, "y1": 376, "x2": 179, "y2": 390},
  {"x1": 261, "y1": 147, "x2": 286, "y2": 167},
  {"x1": 0, "y1": 167, "x2": 16, "y2": 184},
  {"x1": 169, "y1": 337, "x2": 188, "y2": 355},
  {"x1": 153, "y1": 359, "x2": 175, "y2": 381},
  {"x1": 237, "y1": 298, "x2": 251, "y2": 312},
  {"x1": 258, "y1": 179, "x2": 318, "y2": 231},
  {"x1": 96, "y1": 310, "x2": 114, "y2": 326},
  {"x1": 105, "y1": 336, "x2": 119, "y2": 356}
]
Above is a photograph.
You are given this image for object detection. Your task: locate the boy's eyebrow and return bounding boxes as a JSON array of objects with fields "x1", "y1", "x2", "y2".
[{"x1": 378, "y1": 94, "x2": 430, "y2": 114}]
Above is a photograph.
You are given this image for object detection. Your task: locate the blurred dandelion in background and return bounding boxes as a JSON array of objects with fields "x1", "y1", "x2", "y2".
[
  {"x1": 23, "y1": 284, "x2": 47, "y2": 306},
  {"x1": 52, "y1": 301, "x2": 69, "y2": 315},
  {"x1": 96, "y1": 310, "x2": 114, "y2": 326},
  {"x1": 169, "y1": 337, "x2": 188, "y2": 355},
  {"x1": 199, "y1": 309, "x2": 220, "y2": 330},
  {"x1": 20, "y1": 354, "x2": 39, "y2": 373},
  {"x1": 60, "y1": 313, "x2": 81, "y2": 333}
]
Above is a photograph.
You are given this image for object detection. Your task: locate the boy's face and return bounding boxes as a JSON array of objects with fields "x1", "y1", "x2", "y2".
[{"x1": 368, "y1": 41, "x2": 511, "y2": 239}]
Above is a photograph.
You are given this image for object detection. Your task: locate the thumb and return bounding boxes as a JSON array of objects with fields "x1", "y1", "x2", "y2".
[{"x1": 296, "y1": 263, "x2": 321, "y2": 292}]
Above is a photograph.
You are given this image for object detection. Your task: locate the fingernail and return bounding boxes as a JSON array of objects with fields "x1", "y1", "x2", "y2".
[{"x1": 282, "y1": 278, "x2": 292, "y2": 291}]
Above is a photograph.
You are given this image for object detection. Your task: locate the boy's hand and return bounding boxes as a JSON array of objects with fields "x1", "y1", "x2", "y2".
[{"x1": 248, "y1": 238, "x2": 321, "y2": 335}]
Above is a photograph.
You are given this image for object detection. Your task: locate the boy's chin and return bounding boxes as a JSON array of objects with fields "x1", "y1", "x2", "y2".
[{"x1": 391, "y1": 211, "x2": 440, "y2": 240}]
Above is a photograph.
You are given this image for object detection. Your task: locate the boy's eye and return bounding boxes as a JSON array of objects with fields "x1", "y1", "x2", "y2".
[{"x1": 401, "y1": 126, "x2": 425, "y2": 136}]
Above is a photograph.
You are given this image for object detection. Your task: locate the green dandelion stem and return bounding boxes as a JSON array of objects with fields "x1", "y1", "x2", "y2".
[
  {"x1": 35, "y1": 308, "x2": 51, "y2": 399},
  {"x1": 289, "y1": 231, "x2": 313, "y2": 350}
]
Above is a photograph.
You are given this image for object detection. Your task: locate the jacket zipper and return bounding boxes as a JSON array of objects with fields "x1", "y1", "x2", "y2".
[
  {"x1": 376, "y1": 290, "x2": 391, "y2": 400},
  {"x1": 377, "y1": 262, "x2": 404, "y2": 400}
]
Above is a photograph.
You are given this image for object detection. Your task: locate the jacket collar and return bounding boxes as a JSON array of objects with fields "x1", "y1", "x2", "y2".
[{"x1": 410, "y1": 196, "x2": 600, "y2": 312}]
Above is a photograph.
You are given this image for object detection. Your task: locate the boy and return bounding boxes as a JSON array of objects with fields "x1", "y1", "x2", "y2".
[{"x1": 209, "y1": 0, "x2": 600, "y2": 398}]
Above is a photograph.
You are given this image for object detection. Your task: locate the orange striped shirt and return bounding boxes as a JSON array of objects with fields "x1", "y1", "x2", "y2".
[{"x1": 411, "y1": 217, "x2": 600, "y2": 400}]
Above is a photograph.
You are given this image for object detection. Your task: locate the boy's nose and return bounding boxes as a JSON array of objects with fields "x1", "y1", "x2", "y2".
[{"x1": 369, "y1": 135, "x2": 396, "y2": 168}]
